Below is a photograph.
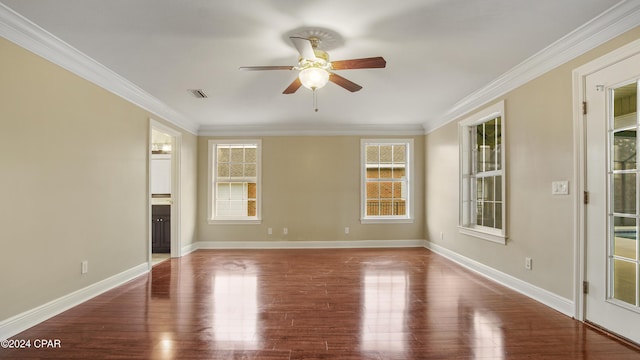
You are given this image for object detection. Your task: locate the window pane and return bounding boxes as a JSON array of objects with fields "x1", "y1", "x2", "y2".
[
  {"x1": 244, "y1": 163, "x2": 256, "y2": 177},
  {"x1": 476, "y1": 178, "x2": 484, "y2": 201},
  {"x1": 495, "y1": 117, "x2": 502, "y2": 171},
  {"x1": 380, "y1": 167, "x2": 392, "y2": 179},
  {"x1": 229, "y1": 183, "x2": 244, "y2": 199},
  {"x1": 248, "y1": 200, "x2": 256, "y2": 217},
  {"x1": 392, "y1": 165, "x2": 405, "y2": 179},
  {"x1": 613, "y1": 83, "x2": 638, "y2": 129},
  {"x1": 613, "y1": 259, "x2": 637, "y2": 305},
  {"x1": 394, "y1": 145, "x2": 406, "y2": 162},
  {"x1": 393, "y1": 182, "x2": 402, "y2": 198},
  {"x1": 230, "y1": 148, "x2": 243, "y2": 163},
  {"x1": 218, "y1": 147, "x2": 229, "y2": 162},
  {"x1": 612, "y1": 173, "x2": 636, "y2": 214},
  {"x1": 380, "y1": 145, "x2": 393, "y2": 163},
  {"x1": 230, "y1": 163, "x2": 244, "y2": 177},
  {"x1": 495, "y1": 203, "x2": 502, "y2": 230},
  {"x1": 218, "y1": 163, "x2": 230, "y2": 178},
  {"x1": 613, "y1": 130, "x2": 637, "y2": 170},
  {"x1": 483, "y1": 202, "x2": 495, "y2": 228},
  {"x1": 247, "y1": 182, "x2": 257, "y2": 199},
  {"x1": 380, "y1": 182, "x2": 393, "y2": 199},
  {"x1": 495, "y1": 176, "x2": 502, "y2": 202},
  {"x1": 367, "y1": 182, "x2": 380, "y2": 199},
  {"x1": 613, "y1": 220, "x2": 637, "y2": 259},
  {"x1": 367, "y1": 145, "x2": 379, "y2": 163},
  {"x1": 245, "y1": 147, "x2": 257, "y2": 162},
  {"x1": 484, "y1": 176, "x2": 495, "y2": 202},
  {"x1": 217, "y1": 183, "x2": 230, "y2": 199},
  {"x1": 367, "y1": 166, "x2": 380, "y2": 179}
]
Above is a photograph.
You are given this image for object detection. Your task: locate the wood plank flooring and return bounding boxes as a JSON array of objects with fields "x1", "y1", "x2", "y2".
[{"x1": 2, "y1": 248, "x2": 639, "y2": 359}]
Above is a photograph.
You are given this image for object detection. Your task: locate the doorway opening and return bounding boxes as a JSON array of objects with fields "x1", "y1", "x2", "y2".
[{"x1": 150, "y1": 120, "x2": 181, "y2": 267}]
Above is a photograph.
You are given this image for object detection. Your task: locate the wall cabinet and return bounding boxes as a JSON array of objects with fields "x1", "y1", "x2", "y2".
[
  {"x1": 151, "y1": 154, "x2": 171, "y2": 194},
  {"x1": 152, "y1": 205, "x2": 170, "y2": 253}
]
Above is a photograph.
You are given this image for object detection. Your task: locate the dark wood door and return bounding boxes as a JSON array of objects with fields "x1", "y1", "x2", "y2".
[{"x1": 152, "y1": 205, "x2": 170, "y2": 253}]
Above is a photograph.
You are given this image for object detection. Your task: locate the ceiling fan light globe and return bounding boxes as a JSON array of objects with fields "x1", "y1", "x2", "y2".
[{"x1": 299, "y1": 67, "x2": 329, "y2": 90}]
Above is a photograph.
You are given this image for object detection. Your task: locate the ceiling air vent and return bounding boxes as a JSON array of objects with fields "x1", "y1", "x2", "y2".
[{"x1": 188, "y1": 89, "x2": 208, "y2": 98}]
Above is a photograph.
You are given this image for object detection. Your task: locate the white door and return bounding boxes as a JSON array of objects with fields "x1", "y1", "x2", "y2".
[{"x1": 585, "y1": 51, "x2": 640, "y2": 344}]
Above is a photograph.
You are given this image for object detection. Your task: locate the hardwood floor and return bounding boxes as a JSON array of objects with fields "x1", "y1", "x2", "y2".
[{"x1": 2, "y1": 248, "x2": 639, "y2": 359}]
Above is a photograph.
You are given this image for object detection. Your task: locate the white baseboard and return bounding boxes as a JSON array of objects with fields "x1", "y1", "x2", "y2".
[
  {"x1": 195, "y1": 239, "x2": 428, "y2": 250},
  {"x1": 181, "y1": 241, "x2": 199, "y2": 256},
  {"x1": 0, "y1": 263, "x2": 148, "y2": 340},
  {"x1": 424, "y1": 241, "x2": 575, "y2": 317}
]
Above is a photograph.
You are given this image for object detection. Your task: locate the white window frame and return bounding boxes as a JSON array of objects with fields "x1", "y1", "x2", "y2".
[
  {"x1": 361, "y1": 139, "x2": 414, "y2": 224},
  {"x1": 208, "y1": 139, "x2": 262, "y2": 224},
  {"x1": 459, "y1": 101, "x2": 506, "y2": 244}
]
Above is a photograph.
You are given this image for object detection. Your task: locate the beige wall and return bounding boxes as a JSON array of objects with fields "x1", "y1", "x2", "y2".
[
  {"x1": 425, "y1": 26, "x2": 640, "y2": 300},
  {"x1": 0, "y1": 37, "x2": 197, "y2": 321},
  {"x1": 198, "y1": 136, "x2": 425, "y2": 242}
]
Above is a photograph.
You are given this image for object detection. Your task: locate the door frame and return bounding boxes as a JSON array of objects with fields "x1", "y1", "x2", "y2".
[
  {"x1": 572, "y1": 38, "x2": 640, "y2": 321},
  {"x1": 149, "y1": 118, "x2": 182, "y2": 265}
]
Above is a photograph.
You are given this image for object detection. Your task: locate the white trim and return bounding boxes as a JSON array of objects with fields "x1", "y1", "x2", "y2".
[
  {"x1": 0, "y1": 4, "x2": 199, "y2": 135},
  {"x1": 181, "y1": 242, "x2": 200, "y2": 256},
  {"x1": 458, "y1": 226, "x2": 507, "y2": 245},
  {"x1": 0, "y1": 263, "x2": 148, "y2": 340},
  {"x1": 425, "y1": 241, "x2": 575, "y2": 317},
  {"x1": 198, "y1": 124, "x2": 426, "y2": 137},
  {"x1": 425, "y1": 0, "x2": 640, "y2": 133},
  {"x1": 572, "y1": 37, "x2": 640, "y2": 321},
  {"x1": 360, "y1": 218, "x2": 414, "y2": 224},
  {"x1": 195, "y1": 239, "x2": 428, "y2": 250}
]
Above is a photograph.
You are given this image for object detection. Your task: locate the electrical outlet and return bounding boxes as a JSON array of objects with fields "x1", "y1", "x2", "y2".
[
  {"x1": 525, "y1": 257, "x2": 532, "y2": 270},
  {"x1": 345, "y1": 227, "x2": 350, "y2": 234},
  {"x1": 440, "y1": 232, "x2": 444, "y2": 240},
  {"x1": 81, "y1": 260, "x2": 88, "y2": 274},
  {"x1": 267, "y1": 227, "x2": 272, "y2": 235},
  {"x1": 283, "y1": 227, "x2": 288, "y2": 235}
]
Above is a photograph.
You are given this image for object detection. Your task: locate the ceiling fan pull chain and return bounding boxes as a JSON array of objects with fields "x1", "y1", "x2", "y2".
[{"x1": 313, "y1": 88, "x2": 319, "y2": 112}]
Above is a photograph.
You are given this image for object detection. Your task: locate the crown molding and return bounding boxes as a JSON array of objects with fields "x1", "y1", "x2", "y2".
[
  {"x1": 0, "y1": 3, "x2": 200, "y2": 135},
  {"x1": 424, "y1": 0, "x2": 640, "y2": 134},
  {"x1": 198, "y1": 123, "x2": 426, "y2": 137}
]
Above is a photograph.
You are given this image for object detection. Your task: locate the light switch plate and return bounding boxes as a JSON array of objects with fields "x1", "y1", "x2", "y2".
[{"x1": 552, "y1": 181, "x2": 569, "y2": 195}]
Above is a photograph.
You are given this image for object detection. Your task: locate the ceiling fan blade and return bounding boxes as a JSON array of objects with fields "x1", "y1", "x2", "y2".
[
  {"x1": 283, "y1": 78, "x2": 302, "y2": 94},
  {"x1": 329, "y1": 73, "x2": 363, "y2": 92},
  {"x1": 289, "y1": 36, "x2": 316, "y2": 60},
  {"x1": 331, "y1": 57, "x2": 386, "y2": 70},
  {"x1": 239, "y1": 66, "x2": 294, "y2": 71}
]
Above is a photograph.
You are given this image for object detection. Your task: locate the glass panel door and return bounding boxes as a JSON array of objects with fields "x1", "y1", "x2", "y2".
[{"x1": 609, "y1": 82, "x2": 639, "y2": 308}]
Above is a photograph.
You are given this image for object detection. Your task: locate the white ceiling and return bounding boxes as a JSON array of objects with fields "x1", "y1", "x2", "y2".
[{"x1": 0, "y1": 0, "x2": 630, "y2": 134}]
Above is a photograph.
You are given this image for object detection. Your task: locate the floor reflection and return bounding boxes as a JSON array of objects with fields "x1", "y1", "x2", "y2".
[
  {"x1": 472, "y1": 310, "x2": 504, "y2": 359},
  {"x1": 212, "y1": 262, "x2": 260, "y2": 350},
  {"x1": 361, "y1": 265, "x2": 408, "y2": 353}
]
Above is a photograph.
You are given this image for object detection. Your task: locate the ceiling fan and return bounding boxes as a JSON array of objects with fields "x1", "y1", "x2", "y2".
[{"x1": 239, "y1": 36, "x2": 386, "y2": 95}]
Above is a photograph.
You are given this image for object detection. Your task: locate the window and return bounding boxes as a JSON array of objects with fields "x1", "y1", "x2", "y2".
[
  {"x1": 361, "y1": 139, "x2": 413, "y2": 223},
  {"x1": 208, "y1": 140, "x2": 261, "y2": 224},
  {"x1": 459, "y1": 101, "x2": 506, "y2": 243}
]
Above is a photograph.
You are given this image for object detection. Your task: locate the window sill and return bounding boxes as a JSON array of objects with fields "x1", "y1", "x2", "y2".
[
  {"x1": 208, "y1": 219, "x2": 262, "y2": 225},
  {"x1": 361, "y1": 217, "x2": 414, "y2": 224},
  {"x1": 458, "y1": 226, "x2": 506, "y2": 245}
]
